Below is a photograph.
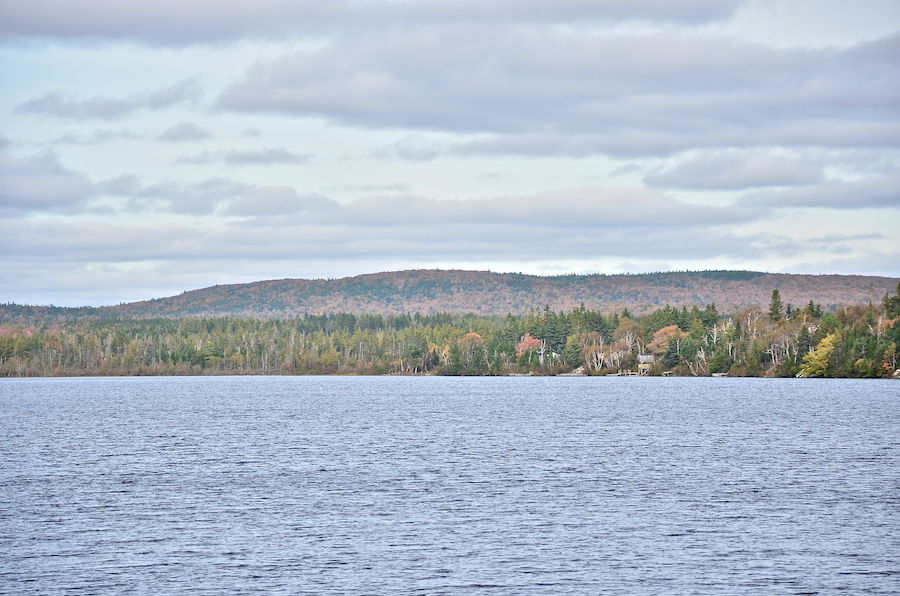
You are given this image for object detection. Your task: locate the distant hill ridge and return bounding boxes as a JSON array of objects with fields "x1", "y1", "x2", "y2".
[{"x1": 2, "y1": 269, "x2": 897, "y2": 321}]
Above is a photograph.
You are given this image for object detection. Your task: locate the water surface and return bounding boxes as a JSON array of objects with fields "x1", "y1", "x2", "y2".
[{"x1": 1, "y1": 377, "x2": 898, "y2": 594}]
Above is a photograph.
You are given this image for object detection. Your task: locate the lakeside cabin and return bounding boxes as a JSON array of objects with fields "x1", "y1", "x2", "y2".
[{"x1": 637, "y1": 353, "x2": 655, "y2": 376}]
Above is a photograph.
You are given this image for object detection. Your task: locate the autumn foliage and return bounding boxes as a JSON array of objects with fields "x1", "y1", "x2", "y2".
[
  {"x1": 648, "y1": 325, "x2": 684, "y2": 353},
  {"x1": 515, "y1": 333, "x2": 542, "y2": 357},
  {"x1": 2, "y1": 282, "x2": 899, "y2": 378}
]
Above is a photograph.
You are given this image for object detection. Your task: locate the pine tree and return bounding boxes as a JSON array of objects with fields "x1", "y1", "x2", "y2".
[{"x1": 769, "y1": 289, "x2": 784, "y2": 321}]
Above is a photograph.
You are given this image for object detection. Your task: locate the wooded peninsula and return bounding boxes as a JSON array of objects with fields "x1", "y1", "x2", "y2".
[{"x1": 2, "y1": 278, "x2": 899, "y2": 379}]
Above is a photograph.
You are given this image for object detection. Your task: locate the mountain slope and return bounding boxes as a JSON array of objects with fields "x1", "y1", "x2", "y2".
[{"x1": 84, "y1": 269, "x2": 899, "y2": 318}]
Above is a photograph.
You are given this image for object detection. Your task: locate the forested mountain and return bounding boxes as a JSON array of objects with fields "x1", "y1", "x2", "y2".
[
  {"x1": 2, "y1": 285, "x2": 899, "y2": 378},
  {"x1": 2, "y1": 271, "x2": 899, "y2": 379},
  {"x1": 1, "y1": 270, "x2": 897, "y2": 321}
]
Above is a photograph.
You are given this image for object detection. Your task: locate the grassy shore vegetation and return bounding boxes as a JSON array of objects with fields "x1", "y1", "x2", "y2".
[{"x1": 2, "y1": 284, "x2": 898, "y2": 378}]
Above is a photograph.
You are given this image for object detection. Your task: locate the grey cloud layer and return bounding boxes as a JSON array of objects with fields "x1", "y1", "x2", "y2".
[
  {"x1": 227, "y1": 187, "x2": 336, "y2": 217},
  {"x1": 739, "y1": 174, "x2": 900, "y2": 210},
  {"x1": 95, "y1": 173, "x2": 753, "y2": 225},
  {"x1": 0, "y1": 188, "x2": 757, "y2": 266},
  {"x1": 0, "y1": 0, "x2": 742, "y2": 43},
  {"x1": 127, "y1": 179, "x2": 253, "y2": 215},
  {"x1": 0, "y1": 151, "x2": 93, "y2": 213},
  {"x1": 16, "y1": 79, "x2": 200, "y2": 120},
  {"x1": 286, "y1": 189, "x2": 745, "y2": 229},
  {"x1": 216, "y1": 30, "x2": 900, "y2": 157},
  {"x1": 645, "y1": 150, "x2": 825, "y2": 190}
]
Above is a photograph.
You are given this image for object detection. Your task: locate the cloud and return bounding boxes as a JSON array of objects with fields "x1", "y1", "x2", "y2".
[
  {"x1": 447, "y1": 123, "x2": 900, "y2": 158},
  {"x1": 3, "y1": 2, "x2": 898, "y2": 306},
  {"x1": 0, "y1": 150, "x2": 93, "y2": 214},
  {"x1": 15, "y1": 78, "x2": 200, "y2": 120},
  {"x1": 53, "y1": 128, "x2": 141, "y2": 145},
  {"x1": 176, "y1": 147, "x2": 310, "y2": 165},
  {"x1": 0, "y1": 219, "x2": 204, "y2": 262},
  {"x1": 0, "y1": 0, "x2": 744, "y2": 44},
  {"x1": 221, "y1": 188, "x2": 760, "y2": 248},
  {"x1": 94, "y1": 174, "x2": 142, "y2": 196},
  {"x1": 223, "y1": 148, "x2": 310, "y2": 165},
  {"x1": 129, "y1": 178, "x2": 253, "y2": 215},
  {"x1": 217, "y1": 30, "x2": 900, "y2": 157},
  {"x1": 645, "y1": 150, "x2": 825, "y2": 190},
  {"x1": 329, "y1": 188, "x2": 751, "y2": 229},
  {"x1": 0, "y1": 150, "x2": 248, "y2": 217},
  {"x1": 390, "y1": 136, "x2": 445, "y2": 162},
  {"x1": 5, "y1": 184, "x2": 898, "y2": 304},
  {"x1": 1, "y1": 186, "x2": 762, "y2": 265},
  {"x1": 1, "y1": 163, "x2": 320, "y2": 217},
  {"x1": 739, "y1": 173, "x2": 900, "y2": 209},
  {"x1": 174, "y1": 152, "x2": 215, "y2": 165},
  {"x1": 784, "y1": 252, "x2": 900, "y2": 277},
  {"x1": 227, "y1": 187, "x2": 337, "y2": 216},
  {"x1": 75, "y1": 175, "x2": 254, "y2": 215},
  {"x1": 157, "y1": 122, "x2": 213, "y2": 142},
  {"x1": 324, "y1": 182, "x2": 412, "y2": 195}
]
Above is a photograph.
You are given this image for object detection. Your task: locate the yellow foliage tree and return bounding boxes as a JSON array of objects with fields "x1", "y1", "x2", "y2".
[
  {"x1": 799, "y1": 332, "x2": 839, "y2": 378},
  {"x1": 458, "y1": 332, "x2": 484, "y2": 364}
]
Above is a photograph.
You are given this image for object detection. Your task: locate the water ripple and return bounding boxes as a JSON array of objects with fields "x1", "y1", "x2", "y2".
[{"x1": 1, "y1": 376, "x2": 898, "y2": 595}]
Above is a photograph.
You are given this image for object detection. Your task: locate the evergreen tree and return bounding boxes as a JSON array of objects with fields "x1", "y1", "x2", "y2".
[
  {"x1": 564, "y1": 335, "x2": 582, "y2": 367},
  {"x1": 806, "y1": 300, "x2": 822, "y2": 318},
  {"x1": 797, "y1": 325, "x2": 812, "y2": 357},
  {"x1": 662, "y1": 339, "x2": 680, "y2": 368},
  {"x1": 702, "y1": 303, "x2": 719, "y2": 327},
  {"x1": 769, "y1": 289, "x2": 784, "y2": 321},
  {"x1": 883, "y1": 282, "x2": 900, "y2": 318}
]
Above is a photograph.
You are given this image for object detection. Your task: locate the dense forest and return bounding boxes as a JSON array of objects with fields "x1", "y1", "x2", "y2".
[{"x1": 2, "y1": 283, "x2": 899, "y2": 379}]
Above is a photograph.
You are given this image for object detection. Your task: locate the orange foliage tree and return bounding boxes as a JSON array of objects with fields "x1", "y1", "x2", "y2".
[
  {"x1": 648, "y1": 325, "x2": 684, "y2": 354},
  {"x1": 515, "y1": 333, "x2": 541, "y2": 357}
]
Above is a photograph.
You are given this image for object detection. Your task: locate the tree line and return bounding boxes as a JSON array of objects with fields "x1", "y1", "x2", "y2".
[{"x1": 2, "y1": 283, "x2": 898, "y2": 378}]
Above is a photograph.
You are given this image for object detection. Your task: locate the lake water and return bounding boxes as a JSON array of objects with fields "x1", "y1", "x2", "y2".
[{"x1": 0, "y1": 377, "x2": 898, "y2": 595}]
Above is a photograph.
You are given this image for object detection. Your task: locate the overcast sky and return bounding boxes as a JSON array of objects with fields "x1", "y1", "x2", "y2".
[{"x1": 1, "y1": 0, "x2": 898, "y2": 306}]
